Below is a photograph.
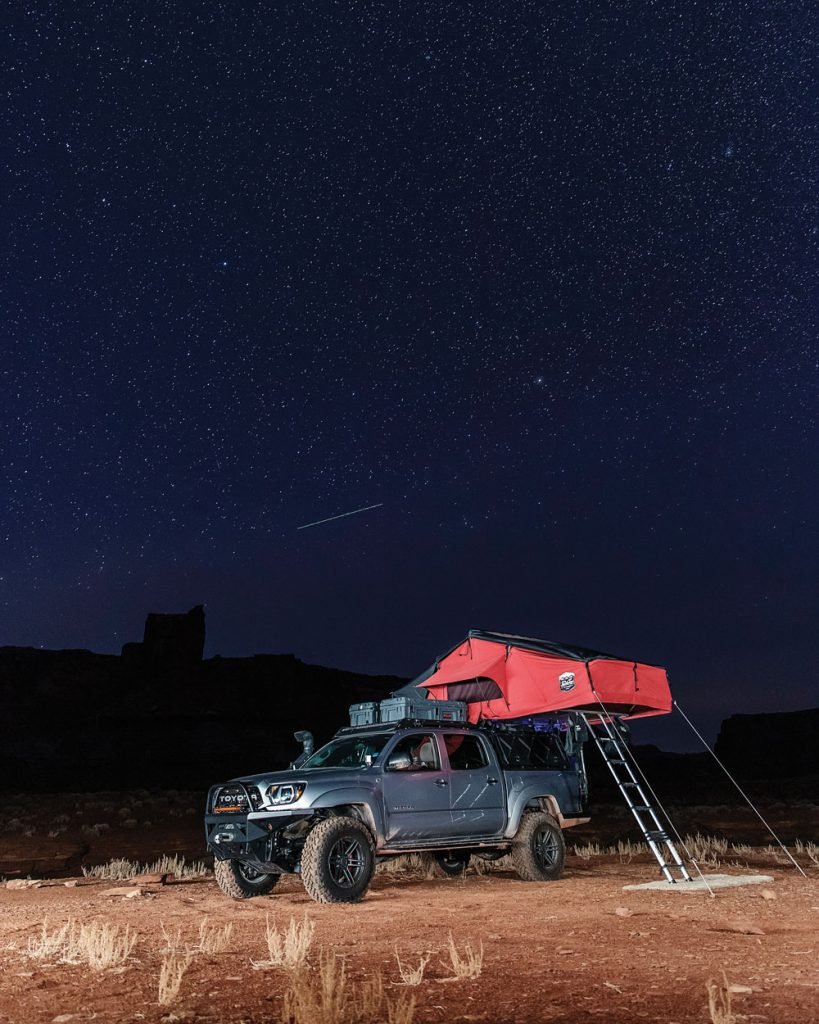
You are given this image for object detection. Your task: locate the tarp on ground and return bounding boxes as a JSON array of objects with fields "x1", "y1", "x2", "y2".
[{"x1": 397, "y1": 630, "x2": 672, "y2": 723}]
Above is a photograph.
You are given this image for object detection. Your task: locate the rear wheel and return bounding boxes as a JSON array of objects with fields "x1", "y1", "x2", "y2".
[
  {"x1": 511, "y1": 812, "x2": 565, "y2": 881},
  {"x1": 432, "y1": 850, "x2": 471, "y2": 877},
  {"x1": 214, "y1": 859, "x2": 280, "y2": 899},
  {"x1": 301, "y1": 816, "x2": 375, "y2": 903}
]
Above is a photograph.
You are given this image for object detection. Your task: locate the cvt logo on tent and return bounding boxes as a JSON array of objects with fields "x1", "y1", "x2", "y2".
[{"x1": 558, "y1": 672, "x2": 575, "y2": 692}]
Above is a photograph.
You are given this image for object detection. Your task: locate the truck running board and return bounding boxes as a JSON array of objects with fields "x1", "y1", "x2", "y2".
[{"x1": 582, "y1": 713, "x2": 692, "y2": 883}]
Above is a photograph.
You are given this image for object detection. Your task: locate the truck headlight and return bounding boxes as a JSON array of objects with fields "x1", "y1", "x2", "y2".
[{"x1": 267, "y1": 783, "x2": 306, "y2": 806}]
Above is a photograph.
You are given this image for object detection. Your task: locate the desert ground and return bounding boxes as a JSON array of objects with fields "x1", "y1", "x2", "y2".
[{"x1": 1, "y1": 793, "x2": 817, "y2": 1024}]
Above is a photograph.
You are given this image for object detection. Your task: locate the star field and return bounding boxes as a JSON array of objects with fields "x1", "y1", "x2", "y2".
[{"x1": 3, "y1": 1, "x2": 817, "y2": 747}]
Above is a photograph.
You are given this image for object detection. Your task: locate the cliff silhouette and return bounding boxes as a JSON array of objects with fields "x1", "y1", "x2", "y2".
[
  {"x1": 1, "y1": 607, "x2": 816, "y2": 794},
  {"x1": 0, "y1": 607, "x2": 401, "y2": 792}
]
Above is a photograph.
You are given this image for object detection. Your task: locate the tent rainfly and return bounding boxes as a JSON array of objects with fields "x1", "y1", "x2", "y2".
[{"x1": 399, "y1": 630, "x2": 672, "y2": 723}]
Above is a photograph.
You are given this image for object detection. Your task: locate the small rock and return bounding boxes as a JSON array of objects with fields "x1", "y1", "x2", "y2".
[
  {"x1": 613, "y1": 906, "x2": 633, "y2": 917},
  {"x1": 100, "y1": 886, "x2": 142, "y2": 898},
  {"x1": 760, "y1": 889, "x2": 776, "y2": 901},
  {"x1": 5, "y1": 879, "x2": 42, "y2": 890},
  {"x1": 64, "y1": 880, "x2": 78, "y2": 888},
  {"x1": 52, "y1": 1015, "x2": 76, "y2": 1023},
  {"x1": 727, "y1": 984, "x2": 753, "y2": 994},
  {"x1": 132, "y1": 872, "x2": 167, "y2": 885},
  {"x1": 709, "y1": 918, "x2": 765, "y2": 936}
]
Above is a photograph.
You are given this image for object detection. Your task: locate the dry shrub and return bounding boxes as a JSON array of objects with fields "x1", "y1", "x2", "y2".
[
  {"x1": 284, "y1": 952, "x2": 348, "y2": 1024},
  {"x1": 284, "y1": 953, "x2": 415, "y2": 1024},
  {"x1": 376, "y1": 854, "x2": 437, "y2": 879},
  {"x1": 82, "y1": 854, "x2": 208, "y2": 881},
  {"x1": 158, "y1": 950, "x2": 193, "y2": 1005},
  {"x1": 253, "y1": 914, "x2": 315, "y2": 969},
  {"x1": 443, "y1": 933, "x2": 483, "y2": 980},
  {"x1": 385, "y1": 991, "x2": 416, "y2": 1024},
  {"x1": 394, "y1": 949, "x2": 431, "y2": 985},
  {"x1": 197, "y1": 918, "x2": 233, "y2": 955},
  {"x1": 27, "y1": 919, "x2": 136, "y2": 970},
  {"x1": 351, "y1": 969, "x2": 384, "y2": 1018},
  {"x1": 706, "y1": 971, "x2": 736, "y2": 1024}
]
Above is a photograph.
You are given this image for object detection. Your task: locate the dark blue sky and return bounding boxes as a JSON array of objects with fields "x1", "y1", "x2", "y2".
[{"x1": 3, "y1": 1, "x2": 817, "y2": 749}]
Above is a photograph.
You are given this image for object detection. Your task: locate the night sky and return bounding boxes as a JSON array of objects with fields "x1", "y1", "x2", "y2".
[{"x1": 4, "y1": 2, "x2": 817, "y2": 750}]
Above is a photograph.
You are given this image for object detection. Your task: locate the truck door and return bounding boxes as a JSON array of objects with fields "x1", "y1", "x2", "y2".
[
  {"x1": 442, "y1": 733, "x2": 505, "y2": 837},
  {"x1": 381, "y1": 732, "x2": 452, "y2": 842}
]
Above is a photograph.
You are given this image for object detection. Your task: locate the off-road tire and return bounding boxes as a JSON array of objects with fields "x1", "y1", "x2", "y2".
[
  {"x1": 511, "y1": 811, "x2": 565, "y2": 881},
  {"x1": 431, "y1": 850, "x2": 471, "y2": 877},
  {"x1": 214, "y1": 858, "x2": 280, "y2": 899},
  {"x1": 301, "y1": 815, "x2": 375, "y2": 904}
]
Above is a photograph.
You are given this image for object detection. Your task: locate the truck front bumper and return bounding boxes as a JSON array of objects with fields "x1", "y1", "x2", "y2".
[{"x1": 204, "y1": 811, "x2": 314, "y2": 871}]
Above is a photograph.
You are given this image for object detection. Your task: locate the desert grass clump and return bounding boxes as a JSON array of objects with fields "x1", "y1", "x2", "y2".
[
  {"x1": 252, "y1": 914, "x2": 315, "y2": 969},
  {"x1": 443, "y1": 933, "x2": 483, "y2": 980},
  {"x1": 27, "y1": 920, "x2": 74, "y2": 960},
  {"x1": 82, "y1": 858, "x2": 139, "y2": 881},
  {"x1": 376, "y1": 853, "x2": 437, "y2": 879},
  {"x1": 76, "y1": 920, "x2": 137, "y2": 970},
  {"x1": 284, "y1": 951, "x2": 348, "y2": 1024},
  {"x1": 794, "y1": 839, "x2": 819, "y2": 867},
  {"x1": 706, "y1": 971, "x2": 736, "y2": 1024},
  {"x1": 27, "y1": 919, "x2": 137, "y2": 970},
  {"x1": 394, "y1": 949, "x2": 431, "y2": 985},
  {"x1": 158, "y1": 950, "x2": 193, "y2": 1006},
  {"x1": 82, "y1": 854, "x2": 209, "y2": 881},
  {"x1": 284, "y1": 953, "x2": 414, "y2": 1024},
  {"x1": 196, "y1": 917, "x2": 233, "y2": 955}
]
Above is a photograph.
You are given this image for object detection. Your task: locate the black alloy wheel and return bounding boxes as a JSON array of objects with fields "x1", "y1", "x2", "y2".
[
  {"x1": 328, "y1": 835, "x2": 368, "y2": 889},
  {"x1": 301, "y1": 815, "x2": 375, "y2": 903},
  {"x1": 511, "y1": 811, "x2": 566, "y2": 882}
]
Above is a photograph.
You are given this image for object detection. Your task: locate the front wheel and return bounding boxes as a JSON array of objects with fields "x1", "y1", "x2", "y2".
[
  {"x1": 301, "y1": 816, "x2": 375, "y2": 904},
  {"x1": 511, "y1": 812, "x2": 565, "y2": 881},
  {"x1": 214, "y1": 859, "x2": 280, "y2": 899}
]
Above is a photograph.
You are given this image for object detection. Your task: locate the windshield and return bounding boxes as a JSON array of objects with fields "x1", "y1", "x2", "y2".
[{"x1": 302, "y1": 733, "x2": 393, "y2": 769}]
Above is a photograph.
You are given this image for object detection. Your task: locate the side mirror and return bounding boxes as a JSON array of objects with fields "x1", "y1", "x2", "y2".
[{"x1": 386, "y1": 751, "x2": 413, "y2": 771}]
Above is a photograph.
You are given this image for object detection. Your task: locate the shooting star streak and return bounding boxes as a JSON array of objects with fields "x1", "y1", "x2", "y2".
[{"x1": 297, "y1": 503, "x2": 384, "y2": 530}]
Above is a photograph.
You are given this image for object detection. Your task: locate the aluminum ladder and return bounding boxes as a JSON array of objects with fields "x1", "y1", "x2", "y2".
[{"x1": 583, "y1": 712, "x2": 692, "y2": 883}]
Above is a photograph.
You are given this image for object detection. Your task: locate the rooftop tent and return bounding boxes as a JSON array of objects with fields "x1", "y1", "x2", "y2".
[{"x1": 400, "y1": 630, "x2": 672, "y2": 723}]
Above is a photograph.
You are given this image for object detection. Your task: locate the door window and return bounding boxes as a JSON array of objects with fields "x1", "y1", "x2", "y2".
[
  {"x1": 444, "y1": 734, "x2": 489, "y2": 770},
  {"x1": 389, "y1": 734, "x2": 440, "y2": 771}
]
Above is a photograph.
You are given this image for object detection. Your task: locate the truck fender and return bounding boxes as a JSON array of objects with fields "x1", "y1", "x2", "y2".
[
  {"x1": 307, "y1": 788, "x2": 384, "y2": 845},
  {"x1": 504, "y1": 790, "x2": 564, "y2": 839},
  {"x1": 505, "y1": 793, "x2": 589, "y2": 836}
]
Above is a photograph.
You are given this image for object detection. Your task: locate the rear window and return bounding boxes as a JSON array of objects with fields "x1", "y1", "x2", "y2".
[{"x1": 491, "y1": 731, "x2": 569, "y2": 771}]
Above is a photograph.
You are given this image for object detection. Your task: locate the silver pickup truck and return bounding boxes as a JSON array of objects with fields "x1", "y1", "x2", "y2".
[{"x1": 205, "y1": 717, "x2": 589, "y2": 903}]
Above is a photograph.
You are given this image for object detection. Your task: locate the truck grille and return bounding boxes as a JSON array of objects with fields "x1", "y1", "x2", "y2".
[{"x1": 213, "y1": 785, "x2": 259, "y2": 814}]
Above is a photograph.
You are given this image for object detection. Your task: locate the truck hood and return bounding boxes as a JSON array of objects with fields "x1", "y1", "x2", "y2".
[{"x1": 234, "y1": 766, "x2": 380, "y2": 789}]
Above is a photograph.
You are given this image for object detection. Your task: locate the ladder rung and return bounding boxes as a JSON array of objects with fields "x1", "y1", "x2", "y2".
[{"x1": 645, "y1": 831, "x2": 670, "y2": 842}]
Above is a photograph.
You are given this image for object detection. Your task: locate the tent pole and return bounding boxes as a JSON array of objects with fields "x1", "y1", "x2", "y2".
[{"x1": 672, "y1": 700, "x2": 807, "y2": 878}]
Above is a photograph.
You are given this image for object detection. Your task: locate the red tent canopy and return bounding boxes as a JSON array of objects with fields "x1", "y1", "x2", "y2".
[{"x1": 408, "y1": 631, "x2": 672, "y2": 723}]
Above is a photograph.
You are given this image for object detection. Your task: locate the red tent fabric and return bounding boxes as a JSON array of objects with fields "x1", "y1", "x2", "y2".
[{"x1": 413, "y1": 633, "x2": 672, "y2": 723}]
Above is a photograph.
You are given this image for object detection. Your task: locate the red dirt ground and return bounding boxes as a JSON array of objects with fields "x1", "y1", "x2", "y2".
[{"x1": 1, "y1": 858, "x2": 817, "y2": 1024}]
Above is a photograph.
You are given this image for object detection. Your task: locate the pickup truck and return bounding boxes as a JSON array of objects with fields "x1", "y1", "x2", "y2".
[{"x1": 205, "y1": 717, "x2": 589, "y2": 903}]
